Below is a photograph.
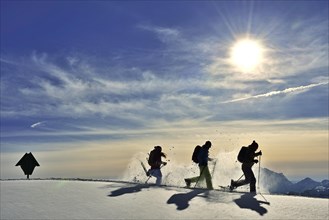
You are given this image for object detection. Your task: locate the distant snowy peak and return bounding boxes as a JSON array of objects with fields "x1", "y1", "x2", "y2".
[
  {"x1": 260, "y1": 168, "x2": 292, "y2": 193},
  {"x1": 298, "y1": 177, "x2": 318, "y2": 185},
  {"x1": 261, "y1": 168, "x2": 291, "y2": 183},
  {"x1": 294, "y1": 178, "x2": 329, "y2": 198},
  {"x1": 259, "y1": 168, "x2": 329, "y2": 198},
  {"x1": 291, "y1": 177, "x2": 320, "y2": 192}
]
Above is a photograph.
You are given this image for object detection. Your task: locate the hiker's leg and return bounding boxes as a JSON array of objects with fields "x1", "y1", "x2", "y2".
[
  {"x1": 186, "y1": 166, "x2": 206, "y2": 188},
  {"x1": 188, "y1": 176, "x2": 200, "y2": 183},
  {"x1": 188, "y1": 166, "x2": 206, "y2": 183},
  {"x1": 234, "y1": 179, "x2": 248, "y2": 187},
  {"x1": 151, "y1": 169, "x2": 162, "y2": 185},
  {"x1": 234, "y1": 164, "x2": 250, "y2": 187},
  {"x1": 242, "y1": 164, "x2": 256, "y2": 192},
  {"x1": 249, "y1": 171, "x2": 256, "y2": 192},
  {"x1": 203, "y1": 166, "x2": 213, "y2": 189}
]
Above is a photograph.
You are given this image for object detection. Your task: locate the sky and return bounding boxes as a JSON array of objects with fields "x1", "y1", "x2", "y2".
[{"x1": 1, "y1": 1, "x2": 328, "y2": 181}]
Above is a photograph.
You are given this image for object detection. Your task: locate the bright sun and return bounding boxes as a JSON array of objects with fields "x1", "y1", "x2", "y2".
[{"x1": 230, "y1": 39, "x2": 264, "y2": 72}]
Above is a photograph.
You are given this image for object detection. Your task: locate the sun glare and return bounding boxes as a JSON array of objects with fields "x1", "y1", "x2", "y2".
[{"x1": 230, "y1": 39, "x2": 264, "y2": 72}]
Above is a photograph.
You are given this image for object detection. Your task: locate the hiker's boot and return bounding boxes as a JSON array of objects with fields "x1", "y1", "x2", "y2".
[
  {"x1": 250, "y1": 184, "x2": 256, "y2": 194},
  {"x1": 229, "y1": 179, "x2": 235, "y2": 191},
  {"x1": 184, "y1": 178, "x2": 191, "y2": 188}
]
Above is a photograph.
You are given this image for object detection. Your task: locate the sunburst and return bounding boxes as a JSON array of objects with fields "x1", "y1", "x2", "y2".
[{"x1": 230, "y1": 38, "x2": 264, "y2": 72}]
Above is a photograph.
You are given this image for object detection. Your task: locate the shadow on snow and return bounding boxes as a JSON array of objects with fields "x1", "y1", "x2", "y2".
[
  {"x1": 107, "y1": 182, "x2": 269, "y2": 216},
  {"x1": 108, "y1": 183, "x2": 151, "y2": 197},
  {"x1": 167, "y1": 189, "x2": 206, "y2": 210},
  {"x1": 234, "y1": 193, "x2": 270, "y2": 216}
]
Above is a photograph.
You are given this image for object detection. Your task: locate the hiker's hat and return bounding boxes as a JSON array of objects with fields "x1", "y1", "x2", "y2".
[
  {"x1": 154, "y1": 146, "x2": 162, "y2": 151},
  {"x1": 250, "y1": 140, "x2": 258, "y2": 149},
  {"x1": 205, "y1": 141, "x2": 212, "y2": 148}
]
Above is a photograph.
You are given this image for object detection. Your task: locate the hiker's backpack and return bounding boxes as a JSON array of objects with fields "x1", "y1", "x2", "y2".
[
  {"x1": 148, "y1": 149, "x2": 158, "y2": 166},
  {"x1": 192, "y1": 145, "x2": 201, "y2": 163},
  {"x1": 237, "y1": 146, "x2": 248, "y2": 163}
]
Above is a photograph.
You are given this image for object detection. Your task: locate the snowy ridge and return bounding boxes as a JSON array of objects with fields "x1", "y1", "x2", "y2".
[
  {"x1": 0, "y1": 177, "x2": 254, "y2": 195},
  {"x1": 2, "y1": 175, "x2": 327, "y2": 198},
  {"x1": 1, "y1": 179, "x2": 328, "y2": 220}
]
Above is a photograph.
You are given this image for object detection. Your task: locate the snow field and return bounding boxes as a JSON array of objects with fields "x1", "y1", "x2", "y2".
[{"x1": 1, "y1": 180, "x2": 328, "y2": 220}]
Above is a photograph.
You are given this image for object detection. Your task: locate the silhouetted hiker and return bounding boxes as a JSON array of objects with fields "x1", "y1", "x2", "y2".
[
  {"x1": 184, "y1": 141, "x2": 214, "y2": 189},
  {"x1": 147, "y1": 146, "x2": 167, "y2": 185},
  {"x1": 230, "y1": 140, "x2": 262, "y2": 193}
]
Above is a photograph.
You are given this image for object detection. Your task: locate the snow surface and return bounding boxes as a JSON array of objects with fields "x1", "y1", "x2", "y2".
[{"x1": 1, "y1": 179, "x2": 328, "y2": 220}]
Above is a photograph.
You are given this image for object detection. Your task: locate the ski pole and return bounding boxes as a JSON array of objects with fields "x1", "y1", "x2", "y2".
[
  {"x1": 210, "y1": 158, "x2": 217, "y2": 177},
  {"x1": 237, "y1": 174, "x2": 244, "y2": 182},
  {"x1": 145, "y1": 174, "x2": 152, "y2": 184},
  {"x1": 257, "y1": 155, "x2": 261, "y2": 190},
  {"x1": 257, "y1": 156, "x2": 269, "y2": 205}
]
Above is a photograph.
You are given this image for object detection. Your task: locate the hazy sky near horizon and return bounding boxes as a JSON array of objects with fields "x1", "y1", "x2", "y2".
[{"x1": 1, "y1": 1, "x2": 328, "y2": 181}]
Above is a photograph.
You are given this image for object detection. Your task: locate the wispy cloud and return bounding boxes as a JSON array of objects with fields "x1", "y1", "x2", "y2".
[
  {"x1": 1, "y1": 7, "x2": 328, "y2": 128},
  {"x1": 137, "y1": 24, "x2": 181, "y2": 43},
  {"x1": 222, "y1": 82, "x2": 328, "y2": 103},
  {"x1": 1, "y1": 53, "x2": 214, "y2": 123}
]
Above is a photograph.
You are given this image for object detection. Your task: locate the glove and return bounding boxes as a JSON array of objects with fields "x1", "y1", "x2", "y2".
[{"x1": 253, "y1": 159, "x2": 259, "y2": 164}]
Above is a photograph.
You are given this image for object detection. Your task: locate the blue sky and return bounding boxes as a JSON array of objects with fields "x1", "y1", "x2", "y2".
[{"x1": 1, "y1": 1, "x2": 328, "y2": 180}]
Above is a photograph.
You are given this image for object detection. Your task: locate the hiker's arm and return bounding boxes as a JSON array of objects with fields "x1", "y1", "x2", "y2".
[{"x1": 255, "y1": 150, "x2": 262, "y2": 157}]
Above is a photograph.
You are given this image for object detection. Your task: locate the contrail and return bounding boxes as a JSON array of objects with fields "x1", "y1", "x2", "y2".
[
  {"x1": 222, "y1": 82, "x2": 328, "y2": 103},
  {"x1": 31, "y1": 121, "x2": 46, "y2": 128}
]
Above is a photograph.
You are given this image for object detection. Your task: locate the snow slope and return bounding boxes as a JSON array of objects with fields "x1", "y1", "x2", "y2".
[{"x1": 1, "y1": 179, "x2": 328, "y2": 220}]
